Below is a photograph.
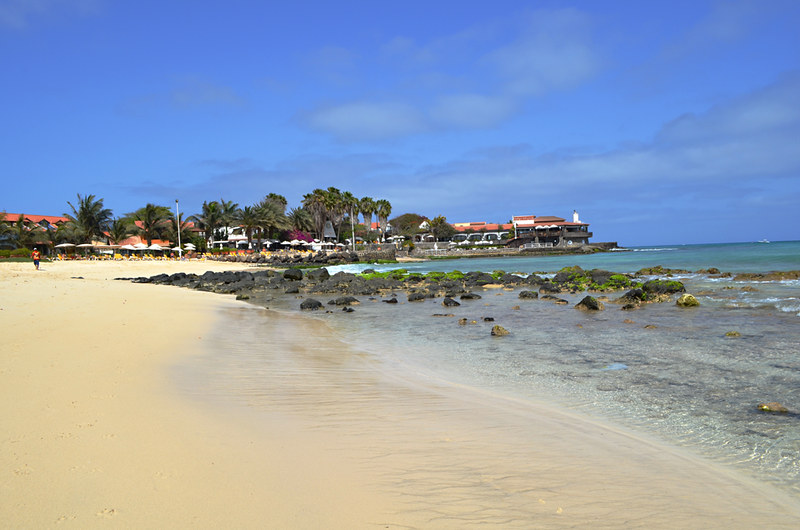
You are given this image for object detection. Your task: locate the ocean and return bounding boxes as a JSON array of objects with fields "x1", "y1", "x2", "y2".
[{"x1": 176, "y1": 240, "x2": 800, "y2": 519}]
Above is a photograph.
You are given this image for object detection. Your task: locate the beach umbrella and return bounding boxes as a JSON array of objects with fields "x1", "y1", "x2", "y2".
[
  {"x1": 148, "y1": 243, "x2": 163, "y2": 251},
  {"x1": 290, "y1": 239, "x2": 303, "y2": 245},
  {"x1": 171, "y1": 246, "x2": 182, "y2": 251},
  {"x1": 133, "y1": 243, "x2": 148, "y2": 250},
  {"x1": 76, "y1": 243, "x2": 94, "y2": 248},
  {"x1": 280, "y1": 240, "x2": 292, "y2": 245},
  {"x1": 55, "y1": 243, "x2": 75, "y2": 248},
  {"x1": 183, "y1": 242, "x2": 196, "y2": 250}
]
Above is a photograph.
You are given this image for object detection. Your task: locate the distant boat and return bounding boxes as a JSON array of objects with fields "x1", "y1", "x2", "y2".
[{"x1": 758, "y1": 239, "x2": 770, "y2": 243}]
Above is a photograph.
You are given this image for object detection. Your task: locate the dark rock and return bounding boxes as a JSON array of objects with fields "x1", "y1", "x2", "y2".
[
  {"x1": 483, "y1": 317, "x2": 495, "y2": 322},
  {"x1": 300, "y1": 298, "x2": 322, "y2": 311},
  {"x1": 328, "y1": 296, "x2": 360, "y2": 306},
  {"x1": 383, "y1": 297, "x2": 398, "y2": 304},
  {"x1": 460, "y1": 292, "x2": 482, "y2": 300},
  {"x1": 285, "y1": 284, "x2": 300, "y2": 294},
  {"x1": 519, "y1": 290, "x2": 538, "y2": 299},
  {"x1": 575, "y1": 295, "x2": 604, "y2": 311},
  {"x1": 463, "y1": 271, "x2": 496, "y2": 286},
  {"x1": 539, "y1": 282, "x2": 561, "y2": 294},
  {"x1": 283, "y1": 268, "x2": 304, "y2": 281},
  {"x1": 458, "y1": 318, "x2": 469, "y2": 325},
  {"x1": 499, "y1": 273, "x2": 525, "y2": 285},
  {"x1": 589, "y1": 269, "x2": 614, "y2": 286},
  {"x1": 642, "y1": 279, "x2": 685, "y2": 295},
  {"x1": 432, "y1": 313, "x2": 455, "y2": 317},
  {"x1": 407, "y1": 292, "x2": 427, "y2": 302},
  {"x1": 442, "y1": 297, "x2": 461, "y2": 307},
  {"x1": 235, "y1": 294, "x2": 250, "y2": 300},
  {"x1": 342, "y1": 307, "x2": 355, "y2": 313},
  {"x1": 305, "y1": 268, "x2": 330, "y2": 283}
]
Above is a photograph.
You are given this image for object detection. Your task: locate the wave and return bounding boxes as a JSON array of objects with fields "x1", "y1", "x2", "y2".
[{"x1": 631, "y1": 248, "x2": 678, "y2": 252}]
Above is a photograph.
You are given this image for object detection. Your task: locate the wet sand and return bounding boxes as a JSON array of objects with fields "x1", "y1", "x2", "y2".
[{"x1": 2, "y1": 260, "x2": 799, "y2": 528}]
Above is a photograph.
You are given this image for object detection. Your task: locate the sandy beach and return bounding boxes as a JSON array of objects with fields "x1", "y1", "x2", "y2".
[{"x1": 2, "y1": 259, "x2": 799, "y2": 528}]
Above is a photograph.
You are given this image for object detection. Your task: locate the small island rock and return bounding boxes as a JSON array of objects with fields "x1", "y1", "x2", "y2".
[
  {"x1": 676, "y1": 294, "x2": 700, "y2": 307},
  {"x1": 491, "y1": 325, "x2": 510, "y2": 336}
]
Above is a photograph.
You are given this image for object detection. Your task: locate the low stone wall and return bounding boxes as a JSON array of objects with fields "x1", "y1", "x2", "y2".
[{"x1": 356, "y1": 247, "x2": 396, "y2": 262}]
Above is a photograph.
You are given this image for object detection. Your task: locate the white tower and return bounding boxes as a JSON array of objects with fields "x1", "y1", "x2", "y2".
[{"x1": 572, "y1": 210, "x2": 580, "y2": 223}]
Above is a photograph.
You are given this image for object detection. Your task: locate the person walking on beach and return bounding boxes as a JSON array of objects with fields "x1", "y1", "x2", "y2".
[{"x1": 31, "y1": 247, "x2": 41, "y2": 270}]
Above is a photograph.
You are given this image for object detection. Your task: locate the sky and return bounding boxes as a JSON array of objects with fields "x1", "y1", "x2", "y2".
[{"x1": 2, "y1": 0, "x2": 799, "y2": 246}]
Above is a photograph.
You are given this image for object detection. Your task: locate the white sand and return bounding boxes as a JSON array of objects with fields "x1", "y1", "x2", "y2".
[{"x1": 2, "y1": 259, "x2": 799, "y2": 528}]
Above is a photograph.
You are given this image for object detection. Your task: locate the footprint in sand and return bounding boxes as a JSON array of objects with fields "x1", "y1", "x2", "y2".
[{"x1": 96, "y1": 508, "x2": 117, "y2": 518}]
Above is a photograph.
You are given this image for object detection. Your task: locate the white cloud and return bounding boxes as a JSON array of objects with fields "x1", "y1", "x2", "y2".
[
  {"x1": 305, "y1": 101, "x2": 426, "y2": 141},
  {"x1": 430, "y1": 93, "x2": 516, "y2": 128}
]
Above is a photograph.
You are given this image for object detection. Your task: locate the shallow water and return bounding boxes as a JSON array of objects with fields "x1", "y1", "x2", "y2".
[{"x1": 172, "y1": 240, "x2": 800, "y2": 524}]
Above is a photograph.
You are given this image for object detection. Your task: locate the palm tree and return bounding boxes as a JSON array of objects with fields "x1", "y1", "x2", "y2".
[
  {"x1": 166, "y1": 212, "x2": 193, "y2": 248},
  {"x1": 236, "y1": 206, "x2": 261, "y2": 248},
  {"x1": 256, "y1": 199, "x2": 289, "y2": 241},
  {"x1": 263, "y1": 193, "x2": 288, "y2": 214},
  {"x1": 375, "y1": 199, "x2": 392, "y2": 241},
  {"x1": 131, "y1": 204, "x2": 171, "y2": 246},
  {"x1": 190, "y1": 201, "x2": 223, "y2": 246},
  {"x1": 359, "y1": 197, "x2": 375, "y2": 233},
  {"x1": 428, "y1": 215, "x2": 456, "y2": 241},
  {"x1": 302, "y1": 189, "x2": 328, "y2": 240},
  {"x1": 218, "y1": 198, "x2": 240, "y2": 240},
  {"x1": 64, "y1": 194, "x2": 113, "y2": 243},
  {"x1": 322, "y1": 187, "x2": 344, "y2": 239},
  {"x1": 341, "y1": 191, "x2": 359, "y2": 250},
  {"x1": 107, "y1": 217, "x2": 133, "y2": 245},
  {"x1": 287, "y1": 207, "x2": 313, "y2": 233}
]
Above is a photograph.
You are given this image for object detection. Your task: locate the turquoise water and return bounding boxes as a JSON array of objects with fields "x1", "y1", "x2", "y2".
[{"x1": 331, "y1": 240, "x2": 800, "y2": 275}]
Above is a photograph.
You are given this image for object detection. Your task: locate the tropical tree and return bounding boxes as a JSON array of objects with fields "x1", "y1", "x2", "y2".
[
  {"x1": 190, "y1": 201, "x2": 223, "y2": 246},
  {"x1": 256, "y1": 199, "x2": 289, "y2": 241},
  {"x1": 131, "y1": 203, "x2": 171, "y2": 246},
  {"x1": 64, "y1": 194, "x2": 113, "y2": 243},
  {"x1": 341, "y1": 191, "x2": 359, "y2": 249},
  {"x1": 428, "y1": 215, "x2": 457, "y2": 241},
  {"x1": 302, "y1": 189, "x2": 328, "y2": 240},
  {"x1": 375, "y1": 199, "x2": 392, "y2": 240},
  {"x1": 263, "y1": 193, "x2": 288, "y2": 214},
  {"x1": 107, "y1": 217, "x2": 133, "y2": 244},
  {"x1": 218, "y1": 198, "x2": 240, "y2": 240},
  {"x1": 287, "y1": 207, "x2": 313, "y2": 233},
  {"x1": 359, "y1": 197, "x2": 375, "y2": 233},
  {"x1": 236, "y1": 206, "x2": 262, "y2": 248},
  {"x1": 165, "y1": 212, "x2": 193, "y2": 248}
]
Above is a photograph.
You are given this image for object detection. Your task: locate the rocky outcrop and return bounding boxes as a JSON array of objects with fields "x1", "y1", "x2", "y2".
[{"x1": 519, "y1": 291, "x2": 538, "y2": 299}]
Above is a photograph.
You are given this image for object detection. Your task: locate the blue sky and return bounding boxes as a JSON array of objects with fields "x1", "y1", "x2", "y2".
[{"x1": 2, "y1": 0, "x2": 799, "y2": 246}]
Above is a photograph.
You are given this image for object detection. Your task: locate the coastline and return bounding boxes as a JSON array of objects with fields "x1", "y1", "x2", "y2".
[{"x1": 3, "y1": 260, "x2": 799, "y2": 527}]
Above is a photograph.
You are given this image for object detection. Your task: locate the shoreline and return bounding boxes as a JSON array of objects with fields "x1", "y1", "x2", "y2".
[{"x1": 3, "y1": 261, "x2": 799, "y2": 527}]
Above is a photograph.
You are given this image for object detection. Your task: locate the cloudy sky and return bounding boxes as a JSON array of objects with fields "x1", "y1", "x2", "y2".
[{"x1": 2, "y1": 0, "x2": 799, "y2": 245}]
